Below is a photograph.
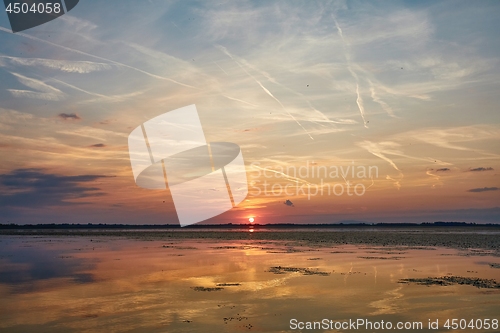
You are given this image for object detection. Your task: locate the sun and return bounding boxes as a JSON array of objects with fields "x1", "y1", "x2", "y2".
[{"x1": 248, "y1": 217, "x2": 255, "y2": 223}]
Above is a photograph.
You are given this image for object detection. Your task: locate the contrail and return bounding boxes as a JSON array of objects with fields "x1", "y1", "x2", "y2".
[
  {"x1": 0, "y1": 55, "x2": 113, "y2": 73},
  {"x1": 358, "y1": 141, "x2": 403, "y2": 189},
  {"x1": 217, "y1": 45, "x2": 337, "y2": 132},
  {"x1": 303, "y1": 99, "x2": 334, "y2": 125},
  {"x1": 213, "y1": 61, "x2": 228, "y2": 75},
  {"x1": 222, "y1": 47, "x2": 333, "y2": 128},
  {"x1": 49, "y1": 77, "x2": 144, "y2": 102},
  {"x1": 369, "y1": 149, "x2": 400, "y2": 173},
  {"x1": 11, "y1": 72, "x2": 62, "y2": 93},
  {"x1": 340, "y1": 174, "x2": 350, "y2": 187},
  {"x1": 222, "y1": 95, "x2": 259, "y2": 107},
  {"x1": 251, "y1": 165, "x2": 313, "y2": 185},
  {"x1": 171, "y1": 22, "x2": 183, "y2": 34},
  {"x1": 0, "y1": 26, "x2": 196, "y2": 88},
  {"x1": 366, "y1": 176, "x2": 375, "y2": 190},
  {"x1": 255, "y1": 77, "x2": 314, "y2": 140},
  {"x1": 49, "y1": 77, "x2": 107, "y2": 98},
  {"x1": 355, "y1": 84, "x2": 368, "y2": 128},
  {"x1": 333, "y1": 17, "x2": 369, "y2": 128},
  {"x1": 9, "y1": 72, "x2": 64, "y2": 100},
  {"x1": 217, "y1": 45, "x2": 314, "y2": 140},
  {"x1": 369, "y1": 80, "x2": 395, "y2": 117}
]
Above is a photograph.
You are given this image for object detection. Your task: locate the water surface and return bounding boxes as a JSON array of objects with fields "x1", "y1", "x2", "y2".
[{"x1": 0, "y1": 236, "x2": 499, "y2": 332}]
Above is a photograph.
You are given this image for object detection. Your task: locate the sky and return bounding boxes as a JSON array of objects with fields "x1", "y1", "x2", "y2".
[{"x1": 0, "y1": 0, "x2": 499, "y2": 225}]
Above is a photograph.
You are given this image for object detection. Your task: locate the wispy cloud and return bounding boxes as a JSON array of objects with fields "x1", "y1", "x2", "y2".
[
  {"x1": 467, "y1": 187, "x2": 498, "y2": 193},
  {"x1": 392, "y1": 125, "x2": 500, "y2": 154},
  {"x1": 9, "y1": 72, "x2": 64, "y2": 101},
  {"x1": 425, "y1": 169, "x2": 441, "y2": 188},
  {"x1": 251, "y1": 164, "x2": 313, "y2": 186},
  {"x1": 57, "y1": 126, "x2": 127, "y2": 141},
  {"x1": 357, "y1": 140, "x2": 403, "y2": 189},
  {"x1": 222, "y1": 94, "x2": 259, "y2": 108},
  {"x1": 1, "y1": 56, "x2": 113, "y2": 73},
  {"x1": 469, "y1": 167, "x2": 494, "y2": 172},
  {"x1": 369, "y1": 81, "x2": 395, "y2": 117},
  {"x1": 333, "y1": 16, "x2": 369, "y2": 128},
  {"x1": 358, "y1": 141, "x2": 402, "y2": 172},
  {"x1": 7, "y1": 90, "x2": 62, "y2": 101},
  {"x1": 0, "y1": 26, "x2": 196, "y2": 88},
  {"x1": 217, "y1": 45, "x2": 314, "y2": 140},
  {"x1": 0, "y1": 1, "x2": 498, "y2": 223},
  {"x1": 58, "y1": 113, "x2": 81, "y2": 121}
]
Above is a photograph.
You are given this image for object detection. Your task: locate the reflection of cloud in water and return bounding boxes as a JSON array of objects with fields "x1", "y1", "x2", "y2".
[
  {"x1": 0, "y1": 244, "x2": 96, "y2": 292},
  {"x1": 369, "y1": 285, "x2": 404, "y2": 315},
  {"x1": 185, "y1": 275, "x2": 294, "y2": 293}
]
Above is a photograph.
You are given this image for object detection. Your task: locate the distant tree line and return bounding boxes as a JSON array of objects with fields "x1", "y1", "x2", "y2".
[{"x1": 0, "y1": 221, "x2": 498, "y2": 229}]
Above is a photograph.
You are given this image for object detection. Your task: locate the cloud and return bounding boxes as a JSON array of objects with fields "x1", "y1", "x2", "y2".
[
  {"x1": 49, "y1": 78, "x2": 146, "y2": 104},
  {"x1": 90, "y1": 143, "x2": 106, "y2": 148},
  {"x1": 58, "y1": 113, "x2": 81, "y2": 120},
  {"x1": 8, "y1": 72, "x2": 65, "y2": 101},
  {"x1": 0, "y1": 56, "x2": 113, "y2": 73},
  {"x1": 394, "y1": 125, "x2": 500, "y2": 152},
  {"x1": 0, "y1": 169, "x2": 111, "y2": 208},
  {"x1": 10, "y1": 72, "x2": 61, "y2": 93},
  {"x1": 469, "y1": 167, "x2": 494, "y2": 172},
  {"x1": 436, "y1": 168, "x2": 450, "y2": 172},
  {"x1": 8, "y1": 90, "x2": 63, "y2": 101},
  {"x1": 358, "y1": 140, "x2": 402, "y2": 173},
  {"x1": 333, "y1": 16, "x2": 369, "y2": 128},
  {"x1": 357, "y1": 140, "x2": 403, "y2": 189},
  {"x1": 0, "y1": 26, "x2": 195, "y2": 88},
  {"x1": 57, "y1": 126, "x2": 127, "y2": 140},
  {"x1": 217, "y1": 45, "x2": 314, "y2": 140},
  {"x1": 0, "y1": 109, "x2": 34, "y2": 124},
  {"x1": 467, "y1": 187, "x2": 498, "y2": 193}
]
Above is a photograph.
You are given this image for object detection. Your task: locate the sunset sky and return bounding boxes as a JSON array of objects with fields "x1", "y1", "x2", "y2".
[{"x1": 0, "y1": 0, "x2": 499, "y2": 224}]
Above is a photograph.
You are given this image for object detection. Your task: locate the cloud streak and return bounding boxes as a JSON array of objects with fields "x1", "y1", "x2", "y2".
[
  {"x1": 0, "y1": 56, "x2": 113, "y2": 73},
  {"x1": 469, "y1": 167, "x2": 494, "y2": 172},
  {"x1": 58, "y1": 113, "x2": 81, "y2": 120},
  {"x1": 467, "y1": 187, "x2": 498, "y2": 193},
  {"x1": 9, "y1": 72, "x2": 65, "y2": 101},
  {"x1": 0, "y1": 26, "x2": 195, "y2": 88},
  {"x1": 333, "y1": 16, "x2": 369, "y2": 128},
  {"x1": 217, "y1": 45, "x2": 314, "y2": 140},
  {"x1": 358, "y1": 140, "x2": 404, "y2": 189}
]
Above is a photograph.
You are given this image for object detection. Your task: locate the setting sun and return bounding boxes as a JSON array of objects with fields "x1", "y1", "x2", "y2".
[{"x1": 249, "y1": 217, "x2": 255, "y2": 223}]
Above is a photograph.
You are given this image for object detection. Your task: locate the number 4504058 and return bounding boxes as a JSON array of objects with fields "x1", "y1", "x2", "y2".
[
  {"x1": 444, "y1": 319, "x2": 498, "y2": 330},
  {"x1": 5, "y1": 2, "x2": 62, "y2": 14}
]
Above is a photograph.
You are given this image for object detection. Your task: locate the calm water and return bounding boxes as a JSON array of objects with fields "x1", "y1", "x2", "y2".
[{"x1": 0, "y1": 236, "x2": 499, "y2": 332}]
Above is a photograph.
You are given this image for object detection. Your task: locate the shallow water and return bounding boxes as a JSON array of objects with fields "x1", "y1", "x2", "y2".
[{"x1": 0, "y1": 236, "x2": 499, "y2": 332}]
